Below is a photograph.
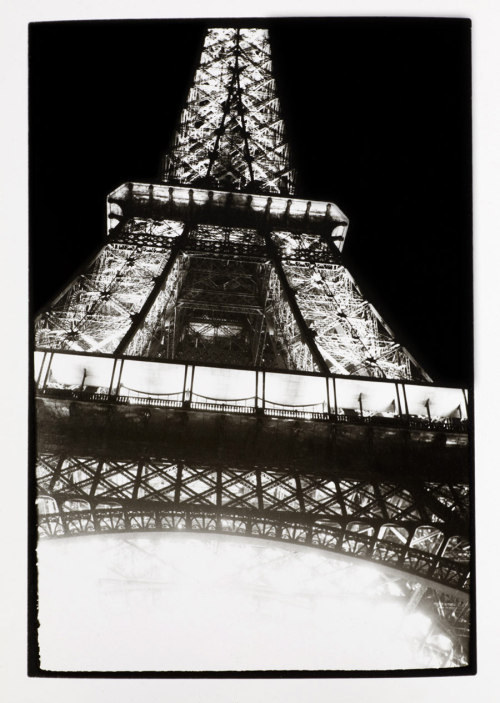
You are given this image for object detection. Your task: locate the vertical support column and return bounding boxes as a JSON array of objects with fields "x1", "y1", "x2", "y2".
[
  {"x1": 108, "y1": 358, "x2": 117, "y2": 395},
  {"x1": 181, "y1": 364, "x2": 189, "y2": 405},
  {"x1": 401, "y1": 382, "x2": 409, "y2": 415},
  {"x1": 262, "y1": 371, "x2": 266, "y2": 411},
  {"x1": 294, "y1": 474, "x2": 305, "y2": 513},
  {"x1": 189, "y1": 365, "x2": 195, "y2": 403},
  {"x1": 35, "y1": 351, "x2": 47, "y2": 388},
  {"x1": 174, "y1": 462, "x2": 183, "y2": 509},
  {"x1": 109, "y1": 358, "x2": 123, "y2": 395},
  {"x1": 182, "y1": 364, "x2": 194, "y2": 406},
  {"x1": 329, "y1": 376, "x2": 338, "y2": 416},
  {"x1": 333, "y1": 479, "x2": 348, "y2": 553},
  {"x1": 325, "y1": 375, "x2": 331, "y2": 416},
  {"x1": 40, "y1": 352, "x2": 54, "y2": 390},
  {"x1": 256, "y1": 469, "x2": 263, "y2": 511},
  {"x1": 255, "y1": 370, "x2": 265, "y2": 410},
  {"x1": 425, "y1": 399, "x2": 432, "y2": 421},
  {"x1": 216, "y1": 468, "x2": 222, "y2": 531},
  {"x1": 115, "y1": 358, "x2": 124, "y2": 396},
  {"x1": 89, "y1": 459, "x2": 105, "y2": 499},
  {"x1": 263, "y1": 228, "x2": 330, "y2": 374},
  {"x1": 132, "y1": 459, "x2": 145, "y2": 502},
  {"x1": 462, "y1": 388, "x2": 469, "y2": 418},
  {"x1": 395, "y1": 382, "x2": 403, "y2": 416}
]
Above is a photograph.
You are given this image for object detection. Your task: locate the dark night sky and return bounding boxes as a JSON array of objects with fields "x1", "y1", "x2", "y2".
[{"x1": 29, "y1": 18, "x2": 472, "y2": 386}]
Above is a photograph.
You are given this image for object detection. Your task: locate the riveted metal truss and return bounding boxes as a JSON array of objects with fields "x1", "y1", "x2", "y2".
[
  {"x1": 120, "y1": 250, "x2": 186, "y2": 359},
  {"x1": 271, "y1": 230, "x2": 428, "y2": 380},
  {"x1": 120, "y1": 222, "x2": 318, "y2": 368},
  {"x1": 164, "y1": 28, "x2": 295, "y2": 194},
  {"x1": 162, "y1": 225, "x2": 272, "y2": 365},
  {"x1": 266, "y1": 265, "x2": 318, "y2": 371},
  {"x1": 36, "y1": 452, "x2": 469, "y2": 592},
  {"x1": 35, "y1": 219, "x2": 185, "y2": 353},
  {"x1": 37, "y1": 220, "x2": 426, "y2": 379}
]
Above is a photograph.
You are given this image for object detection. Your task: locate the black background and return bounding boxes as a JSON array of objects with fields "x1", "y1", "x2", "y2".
[{"x1": 29, "y1": 18, "x2": 472, "y2": 385}]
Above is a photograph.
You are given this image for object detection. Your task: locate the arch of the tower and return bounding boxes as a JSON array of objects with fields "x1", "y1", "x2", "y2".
[
  {"x1": 36, "y1": 482, "x2": 470, "y2": 668},
  {"x1": 36, "y1": 452, "x2": 470, "y2": 591},
  {"x1": 35, "y1": 340, "x2": 470, "y2": 589},
  {"x1": 36, "y1": 529, "x2": 469, "y2": 669}
]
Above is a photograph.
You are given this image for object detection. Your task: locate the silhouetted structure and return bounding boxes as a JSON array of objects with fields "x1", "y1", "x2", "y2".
[{"x1": 35, "y1": 27, "x2": 471, "y2": 667}]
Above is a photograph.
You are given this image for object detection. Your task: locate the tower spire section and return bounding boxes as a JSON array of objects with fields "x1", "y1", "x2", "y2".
[
  {"x1": 35, "y1": 26, "x2": 429, "y2": 380},
  {"x1": 164, "y1": 28, "x2": 295, "y2": 195}
]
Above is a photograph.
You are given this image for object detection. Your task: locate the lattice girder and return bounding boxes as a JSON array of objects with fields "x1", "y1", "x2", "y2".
[
  {"x1": 36, "y1": 451, "x2": 470, "y2": 664},
  {"x1": 271, "y1": 230, "x2": 427, "y2": 380},
  {"x1": 35, "y1": 220, "x2": 185, "y2": 353},
  {"x1": 164, "y1": 28, "x2": 295, "y2": 194},
  {"x1": 266, "y1": 267, "x2": 317, "y2": 371},
  {"x1": 35, "y1": 212, "x2": 426, "y2": 380},
  {"x1": 119, "y1": 222, "x2": 318, "y2": 368},
  {"x1": 36, "y1": 451, "x2": 470, "y2": 592}
]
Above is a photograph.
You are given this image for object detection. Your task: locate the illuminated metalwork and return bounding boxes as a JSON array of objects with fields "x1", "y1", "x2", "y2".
[
  {"x1": 34, "y1": 26, "x2": 471, "y2": 667},
  {"x1": 164, "y1": 28, "x2": 295, "y2": 194},
  {"x1": 36, "y1": 452, "x2": 469, "y2": 589}
]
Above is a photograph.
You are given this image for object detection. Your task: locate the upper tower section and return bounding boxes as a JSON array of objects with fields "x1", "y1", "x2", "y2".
[{"x1": 163, "y1": 28, "x2": 295, "y2": 195}]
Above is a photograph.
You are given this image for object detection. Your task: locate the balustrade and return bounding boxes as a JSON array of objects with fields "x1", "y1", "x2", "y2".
[{"x1": 34, "y1": 349, "x2": 469, "y2": 429}]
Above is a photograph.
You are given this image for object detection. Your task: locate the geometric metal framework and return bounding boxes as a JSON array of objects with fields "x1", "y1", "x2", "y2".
[
  {"x1": 36, "y1": 452, "x2": 470, "y2": 593},
  {"x1": 163, "y1": 28, "x2": 296, "y2": 194},
  {"x1": 34, "y1": 26, "x2": 471, "y2": 668},
  {"x1": 35, "y1": 28, "x2": 429, "y2": 382},
  {"x1": 35, "y1": 216, "x2": 429, "y2": 380},
  {"x1": 36, "y1": 455, "x2": 470, "y2": 665}
]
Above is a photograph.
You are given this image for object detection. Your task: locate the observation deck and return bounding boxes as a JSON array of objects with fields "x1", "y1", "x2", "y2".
[{"x1": 108, "y1": 183, "x2": 349, "y2": 251}]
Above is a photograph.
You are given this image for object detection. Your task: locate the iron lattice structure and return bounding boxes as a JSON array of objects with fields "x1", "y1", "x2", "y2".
[
  {"x1": 34, "y1": 27, "x2": 471, "y2": 668},
  {"x1": 163, "y1": 28, "x2": 295, "y2": 194}
]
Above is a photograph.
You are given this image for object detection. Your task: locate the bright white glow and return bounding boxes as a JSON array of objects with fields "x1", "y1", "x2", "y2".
[
  {"x1": 47, "y1": 353, "x2": 115, "y2": 389},
  {"x1": 47, "y1": 353, "x2": 91, "y2": 387},
  {"x1": 405, "y1": 385, "x2": 466, "y2": 419},
  {"x1": 34, "y1": 350, "x2": 45, "y2": 382},
  {"x1": 37, "y1": 533, "x2": 453, "y2": 671},
  {"x1": 265, "y1": 371, "x2": 327, "y2": 409},
  {"x1": 119, "y1": 359, "x2": 185, "y2": 396},
  {"x1": 335, "y1": 377, "x2": 398, "y2": 414},
  {"x1": 193, "y1": 365, "x2": 255, "y2": 403},
  {"x1": 41, "y1": 352, "x2": 468, "y2": 421}
]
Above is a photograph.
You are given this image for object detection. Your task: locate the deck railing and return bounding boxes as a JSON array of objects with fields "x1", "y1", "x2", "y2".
[{"x1": 35, "y1": 350, "x2": 469, "y2": 431}]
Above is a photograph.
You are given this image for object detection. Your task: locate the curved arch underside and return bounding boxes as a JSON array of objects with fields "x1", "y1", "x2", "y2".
[
  {"x1": 36, "y1": 530, "x2": 470, "y2": 670},
  {"x1": 35, "y1": 387, "x2": 471, "y2": 668},
  {"x1": 37, "y1": 452, "x2": 470, "y2": 592}
]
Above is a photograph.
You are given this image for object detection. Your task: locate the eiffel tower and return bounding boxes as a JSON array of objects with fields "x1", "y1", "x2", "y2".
[{"x1": 34, "y1": 26, "x2": 471, "y2": 669}]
